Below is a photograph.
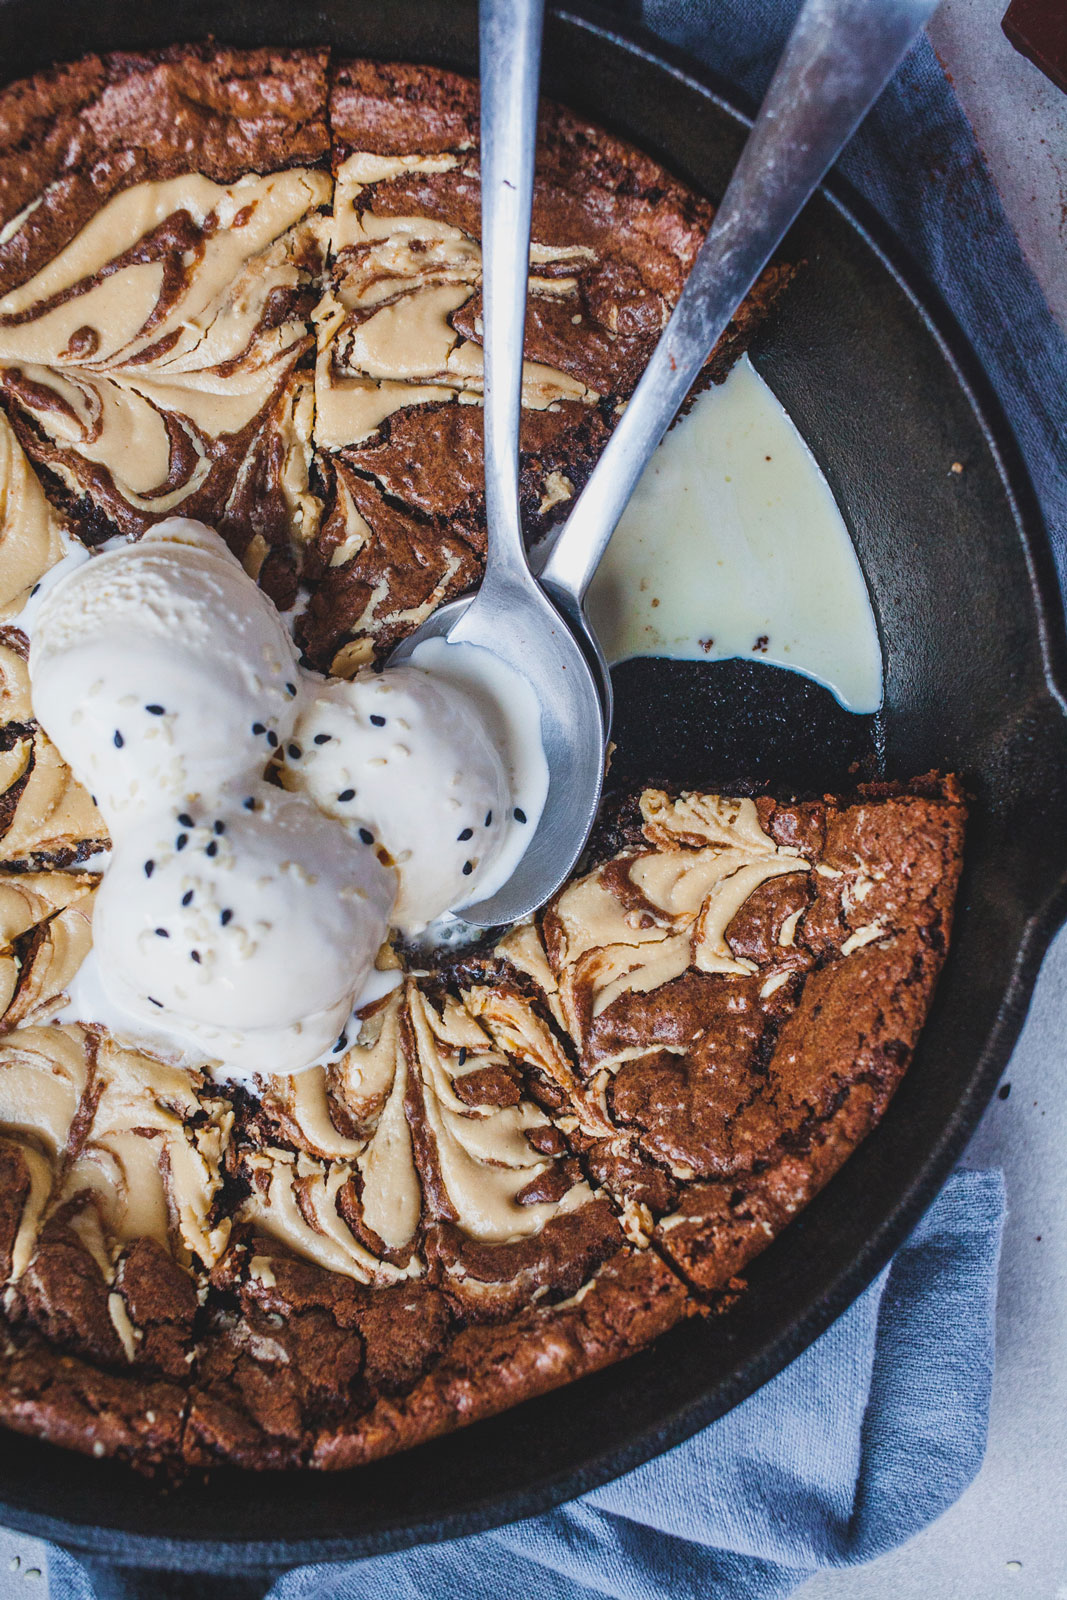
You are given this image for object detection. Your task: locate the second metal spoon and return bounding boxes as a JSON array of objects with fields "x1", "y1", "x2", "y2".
[{"x1": 535, "y1": 0, "x2": 941, "y2": 688}]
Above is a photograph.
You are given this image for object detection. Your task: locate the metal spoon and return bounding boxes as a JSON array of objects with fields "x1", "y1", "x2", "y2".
[
  {"x1": 394, "y1": 0, "x2": 939, "y2": 926},
  {"x1": 535, "y1": 0, "x2": 941, "y2": 682},
  {"x1": 390, "y1": 0, "x2": 607, "y2": 929}
]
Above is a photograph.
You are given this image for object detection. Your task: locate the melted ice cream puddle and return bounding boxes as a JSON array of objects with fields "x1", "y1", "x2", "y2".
[{"x1": 585, "y1": 357, "x2": 883, "y2": 713}]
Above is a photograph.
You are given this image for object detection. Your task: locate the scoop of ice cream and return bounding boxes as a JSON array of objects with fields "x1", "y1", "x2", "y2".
[
  {"x1": 29, "y1": 518, "x2": 301, "y2": 832},
  {"x1": 29, "y1": 515, "x2": 540, "y2": 1076},
  {"x1": 90, "y1": 783, "x2": 397, "y2": 1075},
  {"x1": 281, "y1": 666, "x2": 510, "y2": 932}
]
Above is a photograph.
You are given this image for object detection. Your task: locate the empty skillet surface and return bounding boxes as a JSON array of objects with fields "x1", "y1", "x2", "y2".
[{"x1": 0, "y1": 0, "x2": 1065, "y2": 1579}]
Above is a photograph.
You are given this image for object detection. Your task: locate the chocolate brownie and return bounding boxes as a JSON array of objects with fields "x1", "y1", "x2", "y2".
[
  {"x1": 539, "y1": 781, "x2": 966, "y2": 1288},
  {"x1": 0, "y1": 45, "x2": 965, "y2": 1477}
]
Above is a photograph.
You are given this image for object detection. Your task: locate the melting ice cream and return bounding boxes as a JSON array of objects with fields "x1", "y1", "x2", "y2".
[
  {"x1": 30, "y1": 519, "x2": 304, "y2": 821},
  {"x1": 29, "y1": 518, "x2": 535, "y2": 1078},
  {"x1": 279, "y1": 668, "x2": 510, "y2": 934},
  {"x1": 89, "y1": 783, "x2": 396, "y2": 1077}
]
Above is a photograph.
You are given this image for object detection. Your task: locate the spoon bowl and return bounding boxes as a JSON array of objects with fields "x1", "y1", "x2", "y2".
[
  {"x1": 392, "y1": 580, "x2": 605, "y2": 928},
  {"x1": 398, "y1": 584, "x2": 615, "y2": 723}
]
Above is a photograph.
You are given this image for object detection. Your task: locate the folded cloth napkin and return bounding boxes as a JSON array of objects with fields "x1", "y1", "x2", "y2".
[
  {"x1": 52, "y1": 2, "x2": 1060, "y2": 1593},
  {"x1": 50, "y1": 1169, "x2": 1005, "y2": 1599},
  {"x1": 266, "y1": 1168, "x2": 1006, "y2": 1600}
]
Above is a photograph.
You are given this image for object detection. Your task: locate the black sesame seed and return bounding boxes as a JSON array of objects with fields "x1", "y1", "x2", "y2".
[
  {"x1": 458, "y1": 1047, "x2": 467, "y2": 1067},
  {"x1": 243, "y1": 797, "x2": 256, "y2": 811},
  {"x1": 266, "y1": 730, "x2": 279, "y2": 748},
  {"x1": 457, "y1": 827, "x2": 473, "y2": 841},
  {"x1": 359, "y1": 827, "x2": 374, "y2": 845},
  {"x1": 148, "y1": 996, "x2": 163, "y2": 1008},
  {"x1": 370, "y1": 713, "x2": 386, "y2": 727},
  {"x1": 333, "y1": 1033, "x2": 348, "y2": 1054},
  {"x1": 338, "y1": 788, "x2": 355, "y2": 803},
  {"x1": 155, "y1": 927, "x2": 169, "y2": 938},
  {"x1": 285, "y1": 682, "x2": 297, "y2": 697},
  {"x1": 144, "y1": 860, "x2": 155, "y2": 879},
  {"x1": 998, "y1": 1082, "x2": 1011, "y2": 1101},
  {"x1": 190, "y1": 950, "x2": 202, "y2": 964},
  {"x1": 146, "y1": 704, "x2": 165, "y2": 716},
  {"x1": 182, "y1": 890, "x2": 194, "y2": 907},
  {"x1": 252, "y1": 722, "x2": 266, "y2": 736},
  {"x1": 177, "y1": 813, "x2": 194, "y2": 828},
  {"x1": 91, "y1": 796, "x2": 98, "y2": 806},
  {"x1": 485, "y1": 811, "x2": 493, "y2": 827},
  {"x1": 220, "y1": 909, "x2": 233, "y2": 926},
  {"x1": 30, "y1": 583, "x2": 40, "y2": 597},
  {"x1": 113, "y1": 730, "x2": 124, "y2": 749},
  {"x1": 205, "y1": 840, "x2": 218, "y2": 858},
  {"x1": 514, "y1": 807, "x2": 527, "y2": 824},
  {"x1": 462, "y1": 860, "x2": 474, "y2": 876},
  {"x1": 288, "y1": 744, "x2": 301, "y2": 760},
  {"x1": 176, "y1": 834, "x2": 188, "y2": 851},
  {"x1": 313, "y1": 732, "x2": 332, "y2": 745},
  {"x1": 214, "y1": 820, "x2": 225, "y2": 835}
]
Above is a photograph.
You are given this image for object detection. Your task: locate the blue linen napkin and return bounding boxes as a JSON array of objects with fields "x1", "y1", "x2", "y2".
[
  {"x1": 265, "y1": 1167, "x2": 1007, "y2": 1600},
  {"x1": 51, "y1": 0, "x2": 1064, "y2": 1591},
  {"x1": 47, "y1": 1168, "x2": 1005, "y2": 1598}
]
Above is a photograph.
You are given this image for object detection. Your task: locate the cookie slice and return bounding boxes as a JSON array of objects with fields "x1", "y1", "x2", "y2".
[
  {"x1": 0, "y1": 1023, "x2": 233, "y2": 1468},
  {"x1": 0, "y1": 47, "x2": 331, "y2": 607},
  {"x1": 184, "y1": 976, "x2": 638, "y2": 1468},
  {"x1": 536, "y1": 780, "x2": 966, "y2": 1291}
]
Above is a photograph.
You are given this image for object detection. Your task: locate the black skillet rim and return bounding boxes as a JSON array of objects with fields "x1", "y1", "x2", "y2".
[{"x1": 0, "y1": 2, "x2": 1065, "y2": 1570}]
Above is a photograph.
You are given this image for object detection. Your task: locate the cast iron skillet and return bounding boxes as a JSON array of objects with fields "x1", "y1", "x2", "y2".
[{"x1": 0, "y1": 1, "x2": 1065, "y2": 1593}]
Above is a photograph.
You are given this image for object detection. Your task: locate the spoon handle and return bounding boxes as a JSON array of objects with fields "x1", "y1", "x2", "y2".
[
  {"x1": 477, "y1": 0, "x2": 546, "y2": 604},
  {"x1": 539, "y1": 0, "x2": 940, "y2": 607}
]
